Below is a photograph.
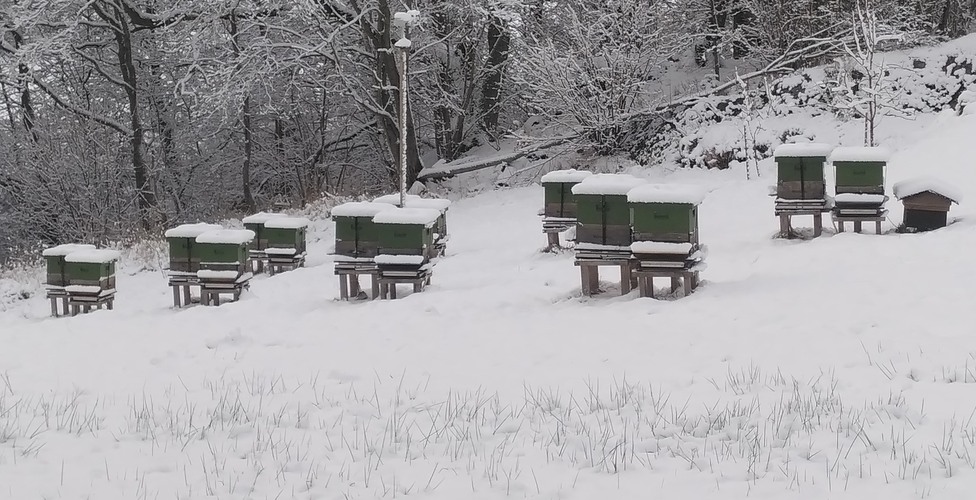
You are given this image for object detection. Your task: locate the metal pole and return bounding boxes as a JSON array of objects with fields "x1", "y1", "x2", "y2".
[{"x1": 398, "y1": 38, "x2": 408, "y2": 208}]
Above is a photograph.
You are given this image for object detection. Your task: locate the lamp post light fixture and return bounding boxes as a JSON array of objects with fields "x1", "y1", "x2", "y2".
[{"x1": 392, "y1": 10, "x2": 420, "y2": 208}]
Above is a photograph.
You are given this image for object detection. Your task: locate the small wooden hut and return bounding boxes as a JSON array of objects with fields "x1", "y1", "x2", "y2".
[
  {"x1": 194, "y1": 229, "x2": 256, "y2": 305},
  {"x1": 893, "y1": 178, "x2": 962, "y2": 232},
  {"x1": 63, "y1": 249, "x2": 120, "y2": 314},
  {"x1": 242, "y1": 212, "x2": 286, "y2": 272},
  {"x1": 830, "y1": 146, "x2": 890, "y2": 234},
  {"x1": 371, "y1": 207, "x2": 441, "y2": 299},
  {"x1": 264, "y1": 217, "x2": 310, "y2": 274},
  {"x1": 374, "y1": 194, "x2": 451, "y2": 254},
  {"x1": 773, "y1": 143, "x2": 834, "y2": 237},
  {"x1": 164, "y1": 223, "x2": 222, "y2": 273},
  {"x1": 43, "y1": 244, "x2": 96, "y2": 287}
]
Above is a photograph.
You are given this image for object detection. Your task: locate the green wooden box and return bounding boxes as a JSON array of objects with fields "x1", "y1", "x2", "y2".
[
  {"x1": 834, "y1": 161, "x2": 885, "y2": 194},
  {"x1": 165, "y1": 223, "x2": 222, "y2": 273},
  {"x1": 541, "y1": 169, "x2": 592, "y2": 219},
  {"x1": 332, "y1": 202, "x2": 393, "y2": 258},
  {"x1": 574, "y1": 194, "x2": 633, "y2": 245},
  {"x1": 776, "y1": 156, "x2": 827, "y2": 199},
  {"x1": 373, "y1": 194, "x2": 451, "y2": 242},
  {"x1": 195, "y1": 229, "x2": 255, "y2": 275},
  {"x1": 43, "y1": 244, "x2": 96, "y2": 286},
  {"x1": 63, "y1": 249, "x2": 120, "y2": 290},
  {"x1": 242, "y1": 212, "x2": 285, "y2": 251},
  {"x1": 264, "y1": 218, "x2": 309, "y2": 255},
  {"x1": 372, "y1": 208, "x2": 441, "y2": 261},
  {"x1": 631, "y1": 203, "x2": 699, "y2": 243}
]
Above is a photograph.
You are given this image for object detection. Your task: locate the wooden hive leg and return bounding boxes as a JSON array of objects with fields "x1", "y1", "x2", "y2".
[
  {"x1": 837, "y1": 220, "x2": 845, "y2": 232},
  {"x1": 50, "y1": 297, "x2": 58, "y2": 317},
  {"x1": 630, "y1": 263, "x2": 638, "y2": 289},
  {"x1": 683, "y1": 272, "x2": 694, "y2": 297},
  {"x1": 579, "y1": 266, "x2": 590, "y2": 296},
  {"x1": 647, "y1": 275, "x2": 655, "y2": 299},
  {"x1": 637, "y1": 276, "x2": 649, "y2": 298},
  {"x1": 213, "y1": 292, "x2": 221, "y2": 306},
  {"x1": 670, "y1": 276, "x2": 680, "y2": 294},
  {"x1": 620, "y1": 265, "x2": 632, "y2": 295},
  {"x1": 413, "y1": 280, "x2": 422, "y2": 293},
  {"x1": 390, "y1": 284, "x2": 398, "y2": 300},
  {"x1": 371, "y1": 275, "x2": 380, "y2": 299},
  {"x1": 854, "y1": 220, "x2": 862, "y2": 233},
  {"x1": 778, "y1": 215, "x2": 790, "y2": 237},
  {"x1": 876, "y1": 220, "x2": 882, "y2": 235},
  {"x1": 107, "y1": 299, "x2": 114, "y2": 310},
  {"x1": 83, "y1": 304, "x2": 91, "y2": 314},
  {"x1": 183, "y1": 286, "x2": 191, "y2": 306},
  {"x1": 173, "y1": 286, "x2": 181, "y2": 308},
  {"x1": 60, "y1": 297, "x2": 68, "y2": 316},
  {"x1": 349, "y1": 276, "x2": 361, "y2": 298},
  {"x1": 546, "y1": 232, "x2": 559, "y2": 250},
  {"x1": 70, "y1": 304, "x2": 79, "y2": 316},
  {"x1": 339, "y1": 275, "x2": 349, "y2": 300},
  {"x1": 813, "y1": 213, "x2": 823, "y2": 237},
  {"x1": 588, "y1": 265, "x2": 600, "y2": 294}
]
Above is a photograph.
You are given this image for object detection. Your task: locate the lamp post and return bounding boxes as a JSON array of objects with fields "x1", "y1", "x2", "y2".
[{"x1": 392, "y1": 10, "x2": 419, "y2": 208}]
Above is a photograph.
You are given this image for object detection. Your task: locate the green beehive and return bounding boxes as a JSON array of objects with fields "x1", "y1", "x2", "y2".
[
  {"x1": 42, "y1": 244, "x2": 96, "y2": 286},
  {"x1": 571, "y1": 174, "x2": 645, "y2": 246},
  {"x1": 331, "y1": 202, "x2": 394, "y2": 258},
  {"x1": 195, "y1": 229, "x2": 256, "y2": 276},
  {"x1": 627, "y1": 184, "x2": 705, "y2": 243},
  {"x1": 372, "y1": 207, "x2": 441, "y2": 261},
  {"x1": 264, "y1": 217, "x2": 310, "y2": 256},
  {"x1": 64, "y1": 249, "x2": 120, "y2": 291},
  {"x1": 164, "y1": 223, "x2": 222, "y2": 273},
  {"x1": 374, "y1": 194, "x2": 452, "y2": 243},
  {"x1": 830, "y1": 147, "x2": 889, "y2": 195},
  {"x1": 541, "y1": 169, "x2": 593, "y2": 218},
  {"x1": 242, "y1": 212, "x2": 286, "y2": 251},
  {"x1": 774, "y1": 143, "x2": 833, "y2": 200}
]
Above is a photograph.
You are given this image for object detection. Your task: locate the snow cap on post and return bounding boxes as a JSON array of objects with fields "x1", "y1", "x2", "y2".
[
  {"x1": 164, "y1": 223, "x2": 223, "y2": 239},
  {"x1": 627, "y1": 184, "x2": 707, "y2": 205},
  {"x1": 42, "y1": 243, "x2": 97, "y2": 257},
  {"x1": 773, "y1": 143, "x2": 834, "y2": 158},
  {"x1": 372, "y1": 207, "x2": 441, "y2": 226},
  {"x1": 330, "y1": 201, "x2": 396, "y2": 218},
  {"x1": 541, "y1": 169, "x2": 593, "y2": 184},
  {"x1": 195, "y1": 229, "x2": 256, "y2": 245},
  {"x1": 571, "y1": 174, "x2": 645, "y2": 196},
  {"x1": 892, "y1": 177, "x2": 962, "y2": 203},
  {"x1": 829, "y1": 146, "x2": 892, "y2": 163}
]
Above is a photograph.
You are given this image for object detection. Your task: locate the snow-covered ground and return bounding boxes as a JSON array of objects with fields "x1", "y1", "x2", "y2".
[{"x1": 4, "y1": 109, "x2": 976, "y2": 499}]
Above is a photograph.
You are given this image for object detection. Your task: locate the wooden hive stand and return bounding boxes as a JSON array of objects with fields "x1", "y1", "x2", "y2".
[
  {"x1": 164, "y1": 222, "x2": 222, "y2": 307},
  {"x1": 893, "y1": 178, "x2": 961, "y2": 232},
  {"x1": 42, "y1": 243, "x2": 96, "y2": 317},
  {"x1": 830, "y1": 146, "x2": 890, "y2": 234},
  {"x1": 242, "y1": 212, "x2": 287, "y2": 274},
  {"x1": 772, "y1": 143, "x2": 834, "y2": 238},
  {"x1": 627, "y1": 183, "x2": 707, "y2": 299},
  {"x1": 331, "y1": 201, "x2": 397, "y2": 300},
  {"x1": 571, "y1": 174, "x2": 646, "y2": 296},
  {"x1": 540, "y1": 169, "x2": 592, "y2": 251},
  {"x1": 195, "y1": 229, "x2": 256, "y2": 306},
  {"x1": 372, "y1": 207, "x2": 441, "y2": 300},
  {"x1": 264, "y1": 217, "x2": 310, "y2": 275},
  {"x1": 62, "y1": 248, "x2": 120, "y2": 316}
]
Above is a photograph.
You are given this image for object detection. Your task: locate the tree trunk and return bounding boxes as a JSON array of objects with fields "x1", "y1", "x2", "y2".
[
  {"x1": 12, "y1": 31, "x2": 37, "y2": 142},
  {"x1": 481, "y1": 16, "x2": 510, "y2": 133},
  {"x1": 242, "y1": 95, "x2": 256, "y2": 211}
]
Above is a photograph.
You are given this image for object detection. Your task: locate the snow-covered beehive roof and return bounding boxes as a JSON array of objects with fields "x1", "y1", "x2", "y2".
[
  {"x1": 373, "y1": 194, "x2": 451, "y2": 211},
  {"x1": 571, "y1": 174, "x2": 645, "y2": 196},
  {"x1": 42, "y1": 243, "x2": 96, "y2": 257},
  {"x1": 264, "y1": 217, "x2": 310, "y2": 229},
  {"x1": 241, "y1": 212, "x2": 287, "y2": 224},
  {"x1": 164, "y1": 223, "x2": 223, "y2": 239},
  {"x1": 372, "y1": 207, "x2": 441, "y2": 226},
  {"x1": 627, "y1": 184, "x2": 707, "y2": 205},
  {"x1": 541, "y1": 169, "x2": 593, "y2": 184},
  {"x1": 892, "y1": 177, "x2": 962, "y2": 203},
  {"x1": 330, "y1": 201, "x2": 395, "y2": 218},
  {"x1": 195, "y1": 229, "x2": 256, "y2": 245},
  {"x1": 773, "y1": 143, "x2": 834, "y2": 158},
  {"x1": 64, "y1": 249, "x2": 120, "y2": 264},
  {"x1": 829, "y1": 146, "x2": 892, "y2": 163},
  {"x1": 374, "y1": 193, "x2": 421, "y2": 205}
]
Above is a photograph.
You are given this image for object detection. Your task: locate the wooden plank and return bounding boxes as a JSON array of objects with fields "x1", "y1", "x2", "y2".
[
  {"x1": 875, "y1": 220, "x2": 882, "y2": 234},
  {"x1": 339, "y1": 275, "x2": 349, "y2": 300},
  {"x1": 173, "y1": 286, "x2": 180, "y2": 307},
  {"x1": 854, "y1": 220, "x2": 862, "y2": 233},
  {"x1": 670, "y1": 277, "x2": 680, "y2": 294},
  {"x1": 620, "y1": 265, "x2": 632, "y2": 294},
  {"x1": 779, "y1": 215, "x2": 790, "y2": 237},
  {"x1": 183, "y1": 286, "x2": 191, "y2": 307},
  {"x1": 683, "y1": 273, "x2": 693, "y2": 296},
  {"x1": 813, "y1": 213, "x2": 823, "y2": 237}
]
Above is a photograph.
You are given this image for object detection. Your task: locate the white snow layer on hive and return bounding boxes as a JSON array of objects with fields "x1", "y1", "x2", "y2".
[
  {"x1": 196, "y1": 270, "x2": 241, "y2": 280},
  {"x1": 241, "y1": 212, "x2": 287, "y2": 224},
  {"x1": 571, "y1": 174, "x2": 645, "y2": 195},
  {"x1": 64, "y1": 249, "x2": 120, "y2": 263},
  {"x1": 64, "y1": 285, "x2": 108, "y2": 294},
  {"x1": 374, "y1": 193, "x2": 422, "y2": 205},
  {"x1": 42, "y1": 244, "x2": 96, "y2": 257},
  {"x1": 372, "y1": 207, "x2": 441, "y2": 225},
  {"x1": 373, "y1": 194, "x2": 451, "y2": 211},
  {"x1": 265, "y1": 247, "x2": 298, "y2": 255},
  {"x1": 830, "y1": 147, "x2": 892, "y2": 163},
  {"x1": 773, "y1": 143, "x2": 834, "y2": 157},
  {"x1": 164, "y1": 223, "x2": 223, "y2": 238},
  {"x1": 541, "y1": 169, "x2": 593, "y2": 184},
  {"x1": 330, "y1": 202, "x2": 395, "y2": 218},
  {"x1": 374, "y1": 254, "x2": 426, "y2": 265},
  {"x1": 195, "y1": 229, "x2": 256, "y2": 245},
  {"x1": 264, "y1": 217, "x2": 310, "y2": 229},
  {"x1": 834, "y1": 193, "x2": 888, "y2": 204},
  {"x1": 627, "y1": 184, "x2": 706, "y2": 205},
  {"x1": 892, "y1": 177, "x2": 963, "y2": 202},
  {"x1": 630, "y1": 241, "x2": 694, "y2": 254}
]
